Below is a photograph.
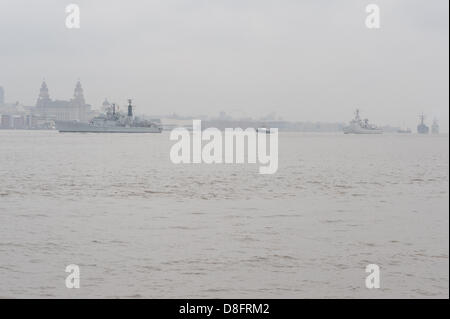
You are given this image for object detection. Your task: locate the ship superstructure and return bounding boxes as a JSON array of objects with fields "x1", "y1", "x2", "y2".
[
  {"x1": 343, "y1": 109, "x2": 383, "y2": 134},
  {"x1": 56, "y1": 99, "x2": 162, "y2": 133},
  {"x1": 417, "y1": 114, "x2": 429, "y2": 134},
  {"x1": 431, "y1": 118, "x2": 439, "y2": 134}
]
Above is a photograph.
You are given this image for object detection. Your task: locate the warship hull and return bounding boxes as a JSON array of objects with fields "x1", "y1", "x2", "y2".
[
  {"x1": 417, "y1": 125, "x2": 429, "y2": 134},
  {"x1": 56, "y1": 121, "x2": 162, "y2": 133},
  {"x1": 343, "y1": 125, "x2": 383, "y2": 134}
]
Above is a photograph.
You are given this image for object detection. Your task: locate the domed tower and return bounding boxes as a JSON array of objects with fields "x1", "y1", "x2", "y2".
[
  {"x1": 36, "y1": 81, "x2": 51, "y2": 107},
  {"x1": 72, "y1": 80, "x2": 85, "y2": 106},
  {"x1": 102, "y1": 98, "x2": 110, "y2": 110}
]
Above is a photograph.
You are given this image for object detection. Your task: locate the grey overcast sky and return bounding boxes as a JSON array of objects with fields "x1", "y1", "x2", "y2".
[{"x1": 0, "y1": 0, "x2": 448, "y2": 130}]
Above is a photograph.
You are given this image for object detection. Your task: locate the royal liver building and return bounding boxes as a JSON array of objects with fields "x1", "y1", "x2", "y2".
[{"x1": 35, "y1": 80, "x2": 93, "y2": 122}]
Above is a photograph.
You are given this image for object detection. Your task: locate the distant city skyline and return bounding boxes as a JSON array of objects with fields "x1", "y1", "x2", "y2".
[
  {"x1": 0, "y1": 80, "x2": 445, "y2": 131},
  {"x1": 0, "y1": 0, "x2": 448, "y2": 131}
]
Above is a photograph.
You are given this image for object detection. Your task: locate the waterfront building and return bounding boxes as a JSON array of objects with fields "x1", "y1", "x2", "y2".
[{"x1": 35, "y1": 80, "x2": 94, "y2": 122}]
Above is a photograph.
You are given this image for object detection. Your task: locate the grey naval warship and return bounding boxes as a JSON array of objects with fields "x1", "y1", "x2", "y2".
[
  {"x1": 343, "y1": 109, "x2": 383, "y2": 134},
  {"x1": 417, "y1": 114, "x2": 429, "y2": 134},
  {"x1": 431, "y1": 118, "x2": 440, "y2": 134},
  {"x1": 56, "y1": 99, "x2": 162, "y2": 133}
]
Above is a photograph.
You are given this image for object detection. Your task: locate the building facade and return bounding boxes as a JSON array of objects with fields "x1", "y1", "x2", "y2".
[{"x1": 35, "y1": 81, "x2": 93, "y2": 122}]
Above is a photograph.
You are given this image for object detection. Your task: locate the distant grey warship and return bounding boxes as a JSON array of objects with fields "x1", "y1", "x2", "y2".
[
  {"x1": 431, "y1": 118, "x2": 439, "y2": 134},
  {"x1": 417, "y1": 114, "x2": 429, "y2": 134},
  {"x1": 56, "y1": 99, "x2": 162, "y2": 133},
  {"x1": 343, "y1": 109, "x2": 383, "y2": 134}
]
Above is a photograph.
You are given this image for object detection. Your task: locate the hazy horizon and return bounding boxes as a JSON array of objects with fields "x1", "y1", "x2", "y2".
[{"x1": 0, "y1": 0, "x2": 448, "y2": 131}]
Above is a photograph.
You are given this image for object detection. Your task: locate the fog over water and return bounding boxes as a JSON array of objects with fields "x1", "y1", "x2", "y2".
[
  {"x1": 0, "y1": 0, "x2": 448, "y2": 299},
  {"x1": 0, "y1": 0, "x2": 448, "y2": 131}
]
